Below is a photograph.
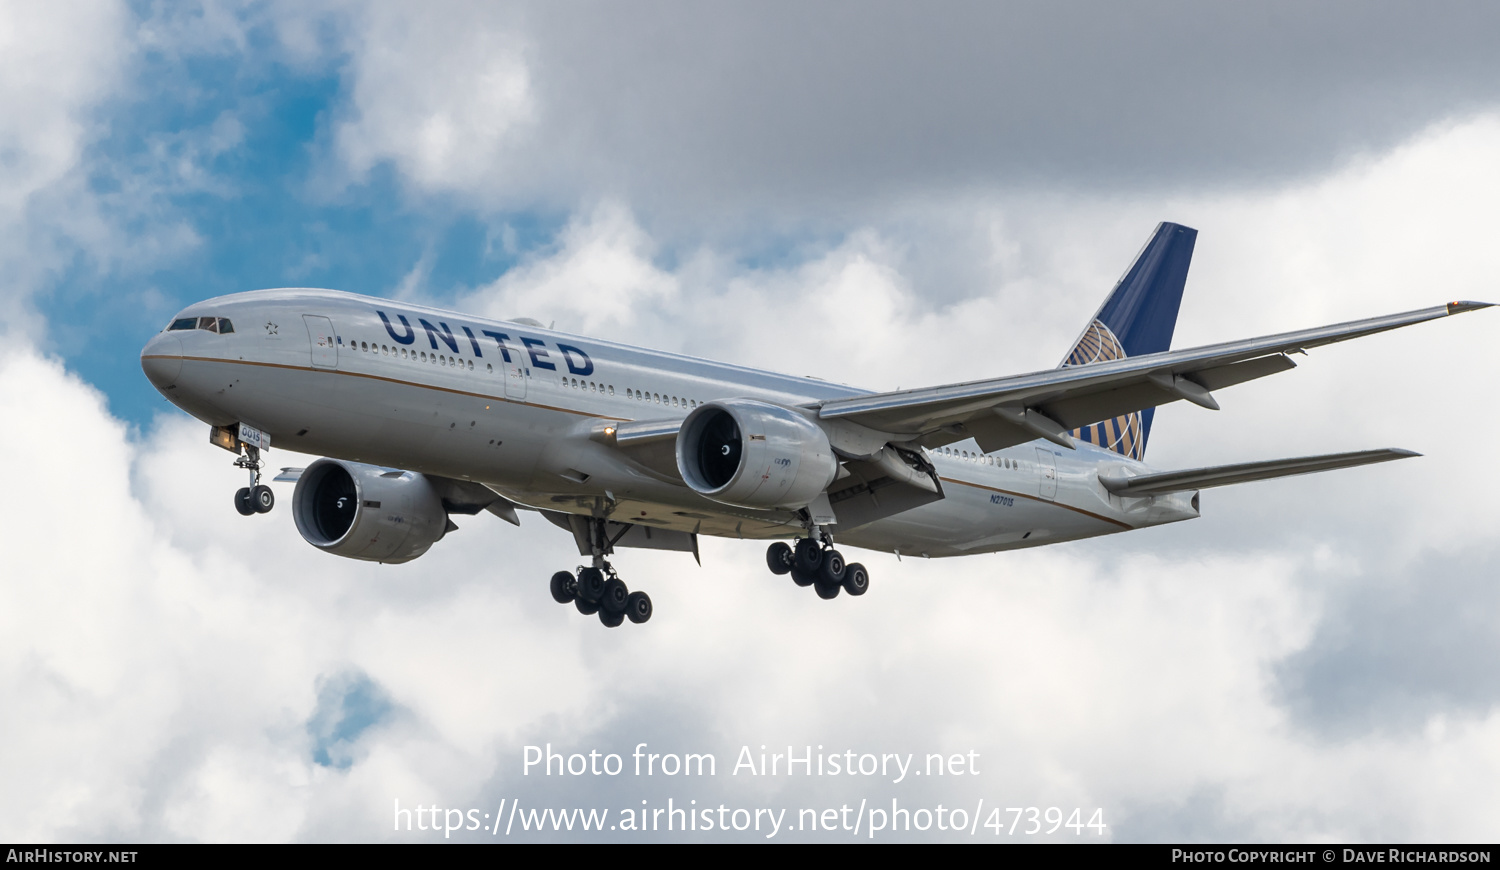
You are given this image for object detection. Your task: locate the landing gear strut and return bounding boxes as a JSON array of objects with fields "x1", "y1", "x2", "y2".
[
  {"x1": 547, "y1": 517, "x2": 653, "y2": 627},
  {"x1": 766, "y1": 520, "x2": 869, "y2": 600},
  {"x1": 232, "y1": 444, "x2": 274, "y2": 516}
]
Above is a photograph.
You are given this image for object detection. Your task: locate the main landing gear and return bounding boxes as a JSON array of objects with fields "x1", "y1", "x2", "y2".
[
  {"x1": 548, "y1": 517, "x2": 653, "y2": 628},
  {"x1": 765, "y1": 531, "x2": 869, "y2": 600},
  {"x1": 233, "y1": 444, "x2": 274, "y2": 516}
]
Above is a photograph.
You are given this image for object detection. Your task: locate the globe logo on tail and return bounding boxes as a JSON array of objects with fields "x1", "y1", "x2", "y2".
[{"x1": 1062, "y1": 320, "x2": 1145, "y2": 461}]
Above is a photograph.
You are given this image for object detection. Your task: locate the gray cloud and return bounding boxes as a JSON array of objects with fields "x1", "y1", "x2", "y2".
[
  {"x1": 1275, "y1": 546, "x2": 1500, "y2": 740},
  {"x1": 331, "y1": 1, "x2": 1500, "y2": 218}
]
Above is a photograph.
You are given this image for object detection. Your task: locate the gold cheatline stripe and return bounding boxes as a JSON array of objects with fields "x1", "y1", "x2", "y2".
[{"x1": 143, "y1": 354, "x2": 630, "y2": 421}]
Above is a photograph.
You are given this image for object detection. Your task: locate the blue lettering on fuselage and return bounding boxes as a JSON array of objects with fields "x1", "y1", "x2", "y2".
[
  {"x1": 520, "y1": 337, "x2": 555, "y2": 370},
  {"x1": 419, "y1": 319, "x2": 461, "y2": 354},
  {"x1": 379, "y1": 311, "x2": 416, "y2": 345},
  {"x1": 461, "y1": 326, "x2": 483, "y2": 357},
  {"x1": 557, "y1": 343, "x2": 594, "y2": 376},
  {"x1": 481, "y1": 330, "x2": 513, "y2": 363},
  {"x1": 375, "y1": 308, "x2": 592, "y2": 375}
]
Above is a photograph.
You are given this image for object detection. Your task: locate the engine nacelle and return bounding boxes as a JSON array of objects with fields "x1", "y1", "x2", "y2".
[
  {"x1": 291, "y1": 459, "x2": 450, "y2": 564},
  {"x1": 676, "y1": 400, "x2": 839, "y2": 510}
]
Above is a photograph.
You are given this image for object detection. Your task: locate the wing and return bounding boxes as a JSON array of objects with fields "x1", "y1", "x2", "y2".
[
  {"x1": 816, "y1": 301, "x2": 1492, "y2": 452},
  {"x1": 1098, "y1": 448, "x2": 1418, "y2": 497}
]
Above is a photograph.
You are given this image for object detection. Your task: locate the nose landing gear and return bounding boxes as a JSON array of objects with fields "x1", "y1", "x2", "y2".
[
  {"x1": 547, "y1": 517, "x2": 654, "y2": 627},
  {"x1": 216, "y1": 423, "x2": 275, "y2": 516},
  {"x1": 232, "y1": 445, "x2": 274, "y2": 516}
]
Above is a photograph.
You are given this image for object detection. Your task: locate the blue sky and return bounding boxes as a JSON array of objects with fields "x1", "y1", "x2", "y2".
[
  {"x1": 4, "y1": 1, "x2": 1500, "y2": 843},
  {"x1": 45, "y1": 44, "x2": 564, "y2": 426}
]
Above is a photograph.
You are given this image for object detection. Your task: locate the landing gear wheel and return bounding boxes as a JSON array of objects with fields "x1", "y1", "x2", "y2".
[
  {"x1": 842, "y1": 563, "x2": 869, "y2": 596},
  {"x1": 625, "y1": 591, "x2": 653, "y2": 624},
  {"x1": 577, "y1": 567, "x2": 605, "y2": 603},
  {"x1": 600, "y1": 577, "x2": 629, "y2": 614},
  {"x1": 550, "y1": 571, "x2": 577, "y2": 604},
  {"x1": 598, "y1": 609, "x2": 624, "y2": 628},
  {"x1": 814, "y1": 579, "x2": 842, "y2": 600},
  {"x1": 794, "y1": 538, "x2": 823, "y2": 574},
  {"x1": 766, "y1": 542, "x2": 794, "y2": 575},
  {"x1": 574, "y1": 596, "x2": 600, "y2": 616},
  {"x1": 234, "y1": 487, "x2": 255, "y2": 516},
  {"x1": 790, "y1": 565, "x2": 816, "y2": 587},
  {"x1": 819, "y1": 549, "x2": 847, "y2": 585},
  {"x1": 251, "y1": 484, "x2": 275, "y2": 513}
]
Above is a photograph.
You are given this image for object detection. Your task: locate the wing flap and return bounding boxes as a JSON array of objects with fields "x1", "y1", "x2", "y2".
[{"x1": 1098, "y1": 448, "x2": 1419, "y2": 497}]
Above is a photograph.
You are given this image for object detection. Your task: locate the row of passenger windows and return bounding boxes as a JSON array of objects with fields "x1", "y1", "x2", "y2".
[
  {"x1": 561, "y1": 377, "x2": 702, "y2": 409},
  {"x1": 168, "y1": 316, "x2": 234, "y2": 334},
  {"x1": 357, "y1": 340, "x2": 479, "y2": 371},
  {"x1": 354, "y1": 342, "x2": 703, "y2": 409},
  {"x1": 938, "y1": 446, "x2": 1019, "y2": 469}
]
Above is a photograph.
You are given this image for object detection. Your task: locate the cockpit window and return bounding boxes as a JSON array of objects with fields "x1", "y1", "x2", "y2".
[{"x1": 167, "y1": 316, "x2": 235, "y2": 334}]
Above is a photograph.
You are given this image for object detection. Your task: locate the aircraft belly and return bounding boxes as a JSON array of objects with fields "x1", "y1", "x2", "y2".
[{"x1": 835, "y1": 461, "x2": 1133, "y2": 558}]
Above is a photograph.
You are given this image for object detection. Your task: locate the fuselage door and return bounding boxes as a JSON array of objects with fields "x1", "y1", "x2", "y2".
[
  {"x1": 303, "y1": 315, "x2": 338, "y2": 369},
  {"x1": 504, "y1": 354, "x2": 526, "y2": 399},
  {"x1": 1035, "y1": 446, "x2": 1058, "y2": 501}
]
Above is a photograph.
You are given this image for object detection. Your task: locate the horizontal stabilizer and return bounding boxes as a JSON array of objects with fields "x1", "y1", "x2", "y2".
[{"x1": 1099, "y1": 448, "x2": 1419, "y2": 497}]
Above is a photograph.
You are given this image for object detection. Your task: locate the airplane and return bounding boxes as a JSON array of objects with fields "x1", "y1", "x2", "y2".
[{"x1": 139, "y1": 222, "x2": 1492, "y2": 628}]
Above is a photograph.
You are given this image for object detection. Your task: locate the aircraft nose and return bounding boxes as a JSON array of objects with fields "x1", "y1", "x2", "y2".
[{"x1": 141, "y1": 334, "x2": 183, "y2": 391}]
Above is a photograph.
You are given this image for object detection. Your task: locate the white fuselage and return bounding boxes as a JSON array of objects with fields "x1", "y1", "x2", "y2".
[{"x1": 140, "y1": 289, "x2": 1198, "y2": 558}]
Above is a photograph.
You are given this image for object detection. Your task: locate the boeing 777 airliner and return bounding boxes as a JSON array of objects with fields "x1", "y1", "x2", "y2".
[{"x1": 139, "y1": 223, "x2": 1492, "y2": 627}]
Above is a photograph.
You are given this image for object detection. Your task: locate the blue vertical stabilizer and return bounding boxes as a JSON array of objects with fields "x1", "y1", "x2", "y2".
[{"x1": 1060, "y1": 222, "x2": 1197, "y2": 460}]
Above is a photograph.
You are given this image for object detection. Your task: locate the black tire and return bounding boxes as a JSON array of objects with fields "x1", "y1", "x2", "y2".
[
  {"x1": 814, "y1": 579, "x2": 841, "y2": 600},
  {"x1": 574, "y1": 596, "x2": 600, "y2": 616},
  {"x1": 598, "y1": 608, "x2": 624, "y2": 628},
  {"x1": 766, "y1": 542, "x2": 794, "y2": 575},
  {"x1": 234, "y1": 487, "x2": 255, "y2": 516},
  {"x1": 577, "y1": 567, "x2": 605, "y2": 603},
  {"x1": 550, "y1": 571, "x2": 576, "y2": 604},
  {"x1": 843, "y1": 563, "x2": 869, "y2": 596},
  {"x1": 625, "y1": 591, "x2": 653, "y2": 624},
  {"x1": 600, "y1": 577, "x2": 629, "y2": 614},
  {"x1": 251, "y1": 484, "x2": 275, "y2": 513},
  {"x1": 819, "y1": 548, "x2": 847, "y2": 585},
  {"x1": 790, "y1": 565, "x2": 816, "y2": 587},
  {"x1": 794, "y1": 538, "x2": 823, "y2": 573}
]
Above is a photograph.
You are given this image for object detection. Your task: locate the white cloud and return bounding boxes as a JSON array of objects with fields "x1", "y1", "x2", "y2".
[
  {"x1": 334, "y1": 4, "x2": 535, "y2": 199},
  {"x1": 0, "y1": 0, "x2": 132, "y2": 330},
  {"x1": 5, "y1": 112, "x2": 1500, "y2": 842}
]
